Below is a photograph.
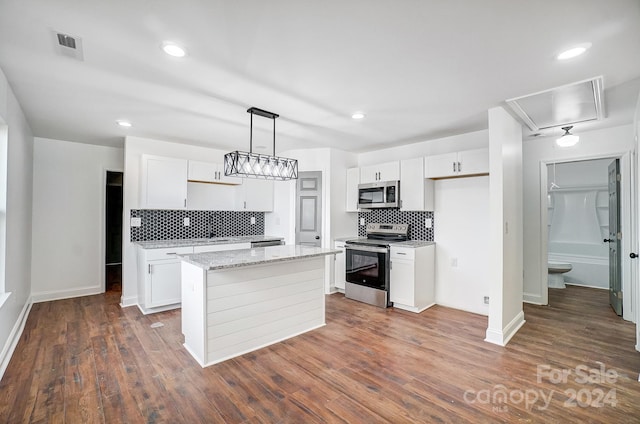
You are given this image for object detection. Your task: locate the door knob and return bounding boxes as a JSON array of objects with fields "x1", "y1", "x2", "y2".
[
  {"x1": 604, "y1": 239, "x2": 613, "y2": 243},
  {"x1": 315, "y1": 236, "x2": 320, "y2": 240},
  {"x1": 630, "y1": 253, "x2": 638, "y2": 259}
]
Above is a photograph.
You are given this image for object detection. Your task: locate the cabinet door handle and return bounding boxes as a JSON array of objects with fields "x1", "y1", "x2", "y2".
[
  {"x1": 244, "y1": 201, "x2": 247, "y2": 209},
  {"x1": 458, "y1": 161, "x2": 461, "y2": 173},
  {"x1": 397, "y1": 252, "x2": 407, "y2": 255},
  {"x1": 452, "y1": 162, "x2": 456, "y2": 173},
  {"x1": 148, "y1": 264, "x2": 152, "y2": 274},
  {"x1": 184, "y1": 198, "x2": 187, "y2": 208}
]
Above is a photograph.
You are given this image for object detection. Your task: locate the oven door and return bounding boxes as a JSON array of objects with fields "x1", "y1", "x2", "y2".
[{"x1": 345, "y1": 244, "x2": 389, "y2": 291}]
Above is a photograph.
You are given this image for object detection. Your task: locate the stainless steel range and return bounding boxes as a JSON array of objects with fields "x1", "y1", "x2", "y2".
[{"x1": 345, "y1": 223, "x2": 409, "y2": 308}]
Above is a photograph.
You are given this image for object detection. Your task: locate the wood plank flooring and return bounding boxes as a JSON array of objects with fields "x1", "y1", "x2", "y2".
[{"x1": 1, "y1": 285, "x2": 639, "y2": 423}]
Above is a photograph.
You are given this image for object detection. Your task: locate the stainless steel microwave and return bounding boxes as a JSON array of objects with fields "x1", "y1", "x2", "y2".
[{"x1": 357, "y1": 181, "x2": 400, "y2": 209}]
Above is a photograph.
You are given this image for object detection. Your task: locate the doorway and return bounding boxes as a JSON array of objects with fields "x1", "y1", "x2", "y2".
[
  {"x1": 543, "y1": 156, "x2": 631, "y2": 319},
  {"x1": 105, "y1": 171, "x2": 123, "y2": 292},
  {"x1": 295, "y1": 171, "x2": 322, "y2": 247}
]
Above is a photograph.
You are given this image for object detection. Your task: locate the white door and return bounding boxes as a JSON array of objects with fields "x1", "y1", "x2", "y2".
[{"x1": 295, "y1": 171, "x2": 322, "y2": 246}]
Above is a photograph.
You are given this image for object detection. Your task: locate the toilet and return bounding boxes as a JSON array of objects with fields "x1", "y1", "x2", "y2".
[{"x1": 548, "y1": 261, "x2": 572, "y2": 289}]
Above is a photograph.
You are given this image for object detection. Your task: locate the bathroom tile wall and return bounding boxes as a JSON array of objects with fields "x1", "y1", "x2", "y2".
[
  {"x1": 130, "y1": 209, "x2": 265, "y2": 242},
  {"x1": 357, "y1": 210, "x2": 434, "y2": 241}
]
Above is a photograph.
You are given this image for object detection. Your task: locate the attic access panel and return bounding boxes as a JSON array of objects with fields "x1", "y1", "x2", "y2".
[{"x1": 506, "y1": 76, "x2": 604, "y2": 131}]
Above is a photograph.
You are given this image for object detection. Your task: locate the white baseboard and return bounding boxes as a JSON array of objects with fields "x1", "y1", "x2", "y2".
[
  {"x1": 0, "y1": 295, "x2": 33, "y2": 381},
  {"x1": 523, "y1": 292, "x2": 544, "y2": 305},
  {"x1": 120, "y1": 295, "x2": 138, "y2": 308},
  {"x1": 31, "y1": 285, "x2": 103, "y2": 303},
  {"x1": 434, "y1": 299, "x2": 489, "y2": 317},
  {"x1": 485, "y1": 311, "x2": 526, "y2": 347}
]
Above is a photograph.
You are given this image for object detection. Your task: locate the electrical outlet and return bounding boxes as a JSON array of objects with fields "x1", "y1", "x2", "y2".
[
  {"x1": 183, "y1": 217, "x2": 190, "y2": 226},
  {"x1": 425, "y1": 218, "x2": 432, "y2": 228},
  {"x1": 250, "y1": 216, "x2": 256, "y2": 225},
  {"x1": 360, "y1": 218, "x2": 365, "y2": 226},
  {"x1": 484, "y1": 296, "x2": 490, "y2": 305},
  {"x1": 130, "y1": 217, "x2": 142, "y2": 227},
  {"x1": 450, "y1": 258, "x2": 458, "y2": 267}
]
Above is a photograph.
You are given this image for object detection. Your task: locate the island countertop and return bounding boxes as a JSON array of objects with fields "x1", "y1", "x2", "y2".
[{"x1": 178, "y1": 244, "x2": 340, "y2": 270}]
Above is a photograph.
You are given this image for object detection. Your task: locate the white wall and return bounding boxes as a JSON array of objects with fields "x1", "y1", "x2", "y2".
[
  {"x1": 0, "y1": 66, "x2": 34, "y2": 379},
  {"x1": 122, "y1": 136, "x2": 231, "y2": 307},
  {"x1": 523, "y1": 124, "x2": 635, "y2": 305},
  {"x1": 31, "y1": 138, "x2": 123, "y2": 301},
  {"x1": 434, "y1": 176, "x2": 490, "y2": 315},
  {"x1": 486, "y1": 107, "x2": 524, "y2": 346}
]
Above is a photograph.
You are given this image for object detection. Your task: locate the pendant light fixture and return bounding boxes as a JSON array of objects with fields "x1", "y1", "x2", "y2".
[
  {"x1": 556, "y1": 126, "x2": 579, "y2": 147},
  {"x1": 224, "y1": 107, "x2": 298, "y2": 180}
]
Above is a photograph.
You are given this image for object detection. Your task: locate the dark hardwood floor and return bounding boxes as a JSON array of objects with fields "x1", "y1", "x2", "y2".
[{"x1": 1, "y1": 285, "x2": 639, "y2": 423}]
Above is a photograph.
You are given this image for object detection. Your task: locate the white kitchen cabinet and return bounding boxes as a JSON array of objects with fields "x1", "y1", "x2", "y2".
[
  {"x1": 188, "y1": 160, "x2": 241, "y2": 185},
  {"x1": 390, "y1": 244, "x2": 435, "y2": 313},
  {"x1": 140, "y1": 155, "x2": 188, "y2": 209},
  {"x1": 424, "y1": 148, "x2": 489, "y2": 179},
  {"x1": 137, "y1": 246, "x2": 194, "y2": 314},
  {"x1": 346, "y1": 167, "x2": 360, "y2": 212},
  {"x1": 400, "y1": 157, "x2": 434, "y2": 211},
  {"x1": 360, "y1": 161, "x2": 400, "y2": 183},
  {"x1": 237, "y1": 178, "x2": 274, "y2": 211},
  {"x1": 334, "y1": 241, "x2": 346, "y2": 290}
]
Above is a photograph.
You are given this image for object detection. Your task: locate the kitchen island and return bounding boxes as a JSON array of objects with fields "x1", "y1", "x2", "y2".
[{"x1": 179, "y1": 244, "x2": 339, "y2": 367}]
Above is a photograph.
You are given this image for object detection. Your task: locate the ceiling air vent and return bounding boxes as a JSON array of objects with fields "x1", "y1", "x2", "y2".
[
  {"x1": 53, "y1": 31, "x2": 84, "y2": 61},
  {"x1": 506, "y1": 76, "x2": 604, "y2": 131}
]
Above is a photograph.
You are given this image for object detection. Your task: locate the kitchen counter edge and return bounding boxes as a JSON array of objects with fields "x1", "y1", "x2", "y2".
[
  {"x1": 134, "y1": 235, "x2": 284, "y2": 249},
  {"x1": 179, "y1": 245, "x2": 341, "y2": 271}
]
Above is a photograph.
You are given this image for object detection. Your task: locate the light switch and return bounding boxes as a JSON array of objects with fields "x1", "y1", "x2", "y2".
[
  {"x1": 250, "y1": 216, "x2": 256, "y2": 225},
  {"x1": 130, "y1": 217, "x2": 142, "y2": 227},
  {"x1": 183, "y1": 217, "x2": 190, "y2": 226}
]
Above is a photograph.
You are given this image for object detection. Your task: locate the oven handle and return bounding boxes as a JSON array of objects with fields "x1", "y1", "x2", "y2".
[{"x1": 346, "y1": 244, "x2": 389, "y2": 254}]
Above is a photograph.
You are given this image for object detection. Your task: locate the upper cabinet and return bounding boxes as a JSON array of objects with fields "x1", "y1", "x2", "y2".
[
  {"x1": 140, "y1": 155, "x2": 188, "y2": 209},
  {"x1": 345, "y1": 167, "x2": 360, "y2": 212},
  {"x1": 360, "y1": 161, "x2": 400, "y2": 183},
  {"x1": 237, "y1": 178, "x2": 274, "y2": 211},
  {"x1": 400, "y1": 157, "x2": 434, "y2": 211},
  {"x1": 188, "y1": 160, "x2": 241, "y2": 185},
  {"x1": 424, "y1": 148, "x2": 489, "y2": 179}
]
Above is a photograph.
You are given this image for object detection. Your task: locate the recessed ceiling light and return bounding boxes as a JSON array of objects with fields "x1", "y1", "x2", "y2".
[
  {"x1": 116, "y1": 120, "x2": 132, "y2": 128},
  {"x1": 557, "y1": 43, "x2": 591, "y2": 60},
  {"x1": 162, "y1": 41, "x2": 187, "y2": 58},
  {"x1": 351, "y1": 112, "x2": 365, "y2": 120}
]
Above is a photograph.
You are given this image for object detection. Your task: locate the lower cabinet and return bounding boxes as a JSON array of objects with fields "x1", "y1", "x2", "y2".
[
  {"x1": 137, "y1": 246, "x2": 193, "y2": 314},
  {"x1": 334, "y1": 241, "x2": 346, "y2": 290},
  {"x1": 390, "y1": 244, "x2": 435, "y2": 313},
  {"x1": 137, "y1": 242, "x2": 253, "y2": 314}
]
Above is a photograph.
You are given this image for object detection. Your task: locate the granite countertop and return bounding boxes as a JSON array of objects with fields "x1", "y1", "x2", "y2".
[
  {"x1": 179, "y1": 244, "x2": 341, "y2": 270},
  {"x1": 135, "y1": 235, "x2": 284, "y2": 249},
  {"x1": 334, "y1": 236, "x2": 358, "y2": 242},
  {"x1": 389, "y1": 240, "x2": 435, "y2": 248}
]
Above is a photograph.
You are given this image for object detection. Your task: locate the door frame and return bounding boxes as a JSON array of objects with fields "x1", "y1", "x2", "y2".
[
  {"x1": 101, "y1": 167, "x2": 124, "y2": 294},
  {"x1": 539, "y1": 151, "x2": 636, "y2": 322}
]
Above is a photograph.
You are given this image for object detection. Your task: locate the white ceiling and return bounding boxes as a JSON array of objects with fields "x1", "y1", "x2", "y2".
[{"x1": 0, "y1": 0, "x2": 639, "y2": 153}]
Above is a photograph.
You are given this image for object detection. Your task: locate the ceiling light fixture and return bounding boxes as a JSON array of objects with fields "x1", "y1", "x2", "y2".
[
  {"x1": 351, "y1": 112, "x2": 365, "y2": 120},
  {"x1": 116, "y1": 120, "x2": 132, "y2": 127},
  {"x1": 224, "y1": 107, "x2": 298, "y2": 181},
  {"x1": 557, "y1": 43, "x2": 591, "y2": 60},
  {"x1": 556, "y1": 126, "x2": 579, "y2": 147},
  {"x1": 162, "y1": 41, "x2": 187, "y2": 58}
]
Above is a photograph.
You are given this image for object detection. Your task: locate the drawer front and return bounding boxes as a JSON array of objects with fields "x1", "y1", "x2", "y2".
[
  {"x1": 144, "y1": 246, "x2": 193, "y2": 261},
  {"x1": 390, "y1": 247, "x2": 415, "y2": 261}
]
